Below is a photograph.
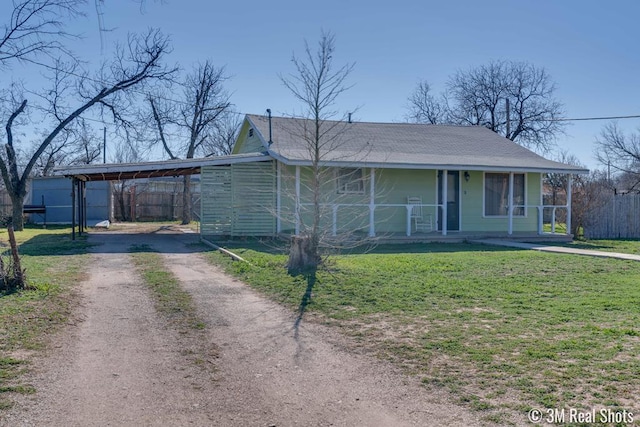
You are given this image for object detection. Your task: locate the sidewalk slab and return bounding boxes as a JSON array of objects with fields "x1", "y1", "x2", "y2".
[{"x1": 472, "y1": 239, "x2": 640, "y2": 262}]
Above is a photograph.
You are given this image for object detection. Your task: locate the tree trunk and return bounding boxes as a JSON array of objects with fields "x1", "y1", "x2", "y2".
[
  {"x1": 10, "y1": 196, "x2": 24, "y2": 231},
  {"x1": 7, "y1": 225, "x2": 24, "y2": 287},
  {"x1": 288, "y1": 235, "x2": 320, "y2": 274},
  {"x1": 181, "y1": 175, "x2": 192, "y2": 225},
  {"x1": 118, "y1": 190, "x2": 128, "y2": 221}
]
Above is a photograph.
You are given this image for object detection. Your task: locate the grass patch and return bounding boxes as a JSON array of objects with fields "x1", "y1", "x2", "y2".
[
  {"x1": 129, "y1": 245, "x2": 215, "y2": 373},
  {"x1": 560, "y1": 239, "x2": 640, "y2": 255},
  {"x1": 0, "y1": 226, "x2": 89, "y2": 411},
  {"x1": 205, "y1": 241, "x2": 640, "y2": 424},
  {"x1": 129, "y1": 244, "x2": 205, "y2": 331}
]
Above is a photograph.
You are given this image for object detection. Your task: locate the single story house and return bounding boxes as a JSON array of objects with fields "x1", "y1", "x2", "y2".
[
  {"x1": 54, "y1": 113, "x2": 588, "y2": 241},
  {"x1": 198, "y1": 114, "x2": 588, "y2": 239}
]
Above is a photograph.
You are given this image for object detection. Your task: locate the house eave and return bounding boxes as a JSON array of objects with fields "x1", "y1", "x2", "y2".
[{"x1": 267, "y1": 152, "x2": 589, "y2": 174}]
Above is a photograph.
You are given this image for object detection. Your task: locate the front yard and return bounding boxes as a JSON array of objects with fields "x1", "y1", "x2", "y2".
[
  {"x1": 207, "y1": 241, "x2": 640, "y2": 425},
  {"x1": 0, "y1": 227, "x2": 89, "y2": 410}
]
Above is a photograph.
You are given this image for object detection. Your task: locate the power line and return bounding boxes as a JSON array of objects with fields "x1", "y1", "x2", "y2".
[{"x1": 553, "y1": 114, "x2": 640, "y2": 122}]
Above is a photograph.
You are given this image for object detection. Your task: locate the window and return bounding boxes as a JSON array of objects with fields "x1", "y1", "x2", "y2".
[
  {"x1": 484, "y1": 173, "x2": 525, "y2": 216},
  {"x1": 336, "y1": 168, "x2": 365, "y2": 194}
]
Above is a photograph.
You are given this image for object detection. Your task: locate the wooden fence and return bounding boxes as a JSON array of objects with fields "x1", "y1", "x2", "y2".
[
  {"x1": 113, "y1": 190, "x2": 201, "y2": 222},
  {"x1": 584, "y1": 194, "x2": 640, "y2": 239}
]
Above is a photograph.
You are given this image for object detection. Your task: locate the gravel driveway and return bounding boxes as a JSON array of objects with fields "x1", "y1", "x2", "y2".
[{"x1": 2, "y1": 229, "x2": 480, "y2": 426}]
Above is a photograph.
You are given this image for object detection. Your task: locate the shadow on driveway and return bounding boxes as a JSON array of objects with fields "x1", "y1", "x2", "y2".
[{"x1": 87, "y1": 229, "x2": 204, "y2": 255}]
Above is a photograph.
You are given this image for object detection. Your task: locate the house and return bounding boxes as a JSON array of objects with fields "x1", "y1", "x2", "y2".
[
  {"x1": 53, "y1": 114, "x2": 588, "y2": 240},
  {"x1": 198, "y1": 114, "x2": 589, "y2": 239}
]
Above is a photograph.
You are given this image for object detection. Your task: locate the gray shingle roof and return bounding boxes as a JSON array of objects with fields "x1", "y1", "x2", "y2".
[{"x1": 246, "y1": 114, "x2": 588, "y2": 173}]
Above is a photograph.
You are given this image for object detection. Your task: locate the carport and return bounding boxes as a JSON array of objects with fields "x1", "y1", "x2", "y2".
[{"x1": 53, "y1": 153, "x2": 270, "y2": 239}]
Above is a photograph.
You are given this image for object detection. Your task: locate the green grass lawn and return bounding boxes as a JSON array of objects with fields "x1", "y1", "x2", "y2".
[
  {"x1": 561, "y1": 239, "x2": 640, "y2": 255},
  {"x1": 0, "y1": 226, "x2": 89, "y2": 410},
  {"x1": 206, "y1": 242, "x2": 640, "y2": 425}
]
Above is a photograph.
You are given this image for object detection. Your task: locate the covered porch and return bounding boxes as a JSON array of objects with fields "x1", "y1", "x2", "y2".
[{"x1": 284, "y1": 166, "x2": 575, "y2": 239}]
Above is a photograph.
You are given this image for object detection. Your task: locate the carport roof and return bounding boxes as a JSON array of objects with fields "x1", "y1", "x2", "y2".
[{"x1": 53, "y1": 153, "x2": 271, "y2": 181}]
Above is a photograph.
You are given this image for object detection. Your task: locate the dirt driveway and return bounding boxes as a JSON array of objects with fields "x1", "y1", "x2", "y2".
[{"x1": 2, "y1": 228, "x2": 480, "y2": 426}]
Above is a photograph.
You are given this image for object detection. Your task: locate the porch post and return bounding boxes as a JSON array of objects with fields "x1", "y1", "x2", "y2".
[
  {"x1": 369, "y1": 168, "x2": 376, "y2": 237},
  {"x1": 71, "y1": 178, "x2": 76, "y2": 241},
  {"x1": 538, "y1": 174, "x2": 543, "y2": 234},
  {"x1": 295, "y1": 166, "x2": 300, "y2": 235},
  {"x1": 538, "y1": 206, "x2": 543, "y2": 235},
  {"x1": 276, "y1": 161, "x2": 281, "y2": 233},
  {"x1": 77, "y1": 179, "x2": 83, "y2": 236},
  {"x1": 442, "y1": 170, "x2": 448, "y2": 236},
  {"x1": 566, "y1": 174, "x2": 573, "y2": 236},
  {"x1": 82, "y1": 181, "x2": 87, "y2": 231},
  {"x1": 508, "y1": 172, "x2": 514, "y2": 235}
]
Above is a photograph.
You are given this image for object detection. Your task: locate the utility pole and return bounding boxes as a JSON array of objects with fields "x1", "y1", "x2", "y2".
[{"x1": 103, "y1": 127, "x2": 107, "y2": 163}]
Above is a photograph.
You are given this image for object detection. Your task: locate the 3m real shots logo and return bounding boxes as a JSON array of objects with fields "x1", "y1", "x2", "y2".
[{"x1": 528, "y1": 407, "x2": 634, "y2": 424}]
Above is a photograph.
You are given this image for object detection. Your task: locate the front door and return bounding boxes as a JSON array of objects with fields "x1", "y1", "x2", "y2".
[{"x1": 437, "y1": 170, "x2": 460, "y2": 231}]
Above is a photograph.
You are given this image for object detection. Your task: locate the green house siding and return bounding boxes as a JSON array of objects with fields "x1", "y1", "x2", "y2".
[
  {"x1": 372, "y1": 168, "x2": 437, "y2": 233},
  {"x1": 277, "y1": 164, "x2": 373, "y2": 235},
  {"x1": 201, "y1": 160, "x2": 544, "y2": 237},
  {"x1": 201, "y1": 161, "x2": 276, "y2": 236},
  {"x1": 232, "y1": 122, "x2": 265, "y2": 154}
]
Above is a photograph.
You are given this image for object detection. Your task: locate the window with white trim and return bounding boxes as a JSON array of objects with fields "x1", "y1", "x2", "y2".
[
  {"x1": 484, "y1": 173, "x2": 525, "y2": 216},
  {"x1": 336, "y1": 168, "x2": 365, "y2": 194}
]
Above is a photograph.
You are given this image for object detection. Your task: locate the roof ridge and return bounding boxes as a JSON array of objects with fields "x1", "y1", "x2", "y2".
[{"x1": 246, "y1": 113, "x2": 486, "y2": 129}]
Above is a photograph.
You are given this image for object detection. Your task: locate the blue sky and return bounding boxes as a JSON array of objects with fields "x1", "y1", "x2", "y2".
[{"x1": 7, "y1": 0, "x2": 640, "y2": 170}]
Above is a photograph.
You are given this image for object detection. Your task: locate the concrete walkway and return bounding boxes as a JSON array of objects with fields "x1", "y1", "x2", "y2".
[{"x1": 473, "y1": 239, "x2": 640, "y2": 262}]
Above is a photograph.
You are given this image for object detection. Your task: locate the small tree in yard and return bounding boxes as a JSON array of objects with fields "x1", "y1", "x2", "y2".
[
  {"x1": 280, "y1": 31, "x2": 358, "y2": 272},
  {"x1": 0, "y1": 218, "x2": 26, "y2": 293}
]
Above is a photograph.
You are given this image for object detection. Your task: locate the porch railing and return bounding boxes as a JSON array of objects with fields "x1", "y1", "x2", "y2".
[{"x1": 297, "y1": 202, "x2": 571, "y2": 237}]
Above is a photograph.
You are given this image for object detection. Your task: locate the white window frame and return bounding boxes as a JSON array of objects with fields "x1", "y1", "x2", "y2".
[
  {"x1": 336, "y1": 168, "x2": 365, "y2": 194},
  {"x1": 483, "y1": 172, "x2": 527, "y2": 217}
]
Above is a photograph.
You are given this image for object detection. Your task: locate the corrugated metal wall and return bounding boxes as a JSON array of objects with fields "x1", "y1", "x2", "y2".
[
  {"x1": 30, "y1": 177, "x2": 111, "y2": 225},
  {"x1": 201, "y1": 161, "x2": 275, "y2": 236}
]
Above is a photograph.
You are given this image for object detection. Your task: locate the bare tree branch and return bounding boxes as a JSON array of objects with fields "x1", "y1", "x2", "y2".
[
  {"x1": 1, "y1": 27, "x2": 174, "y2": 229},
  {"x1": 280, "y1": 31, "x2": 362, "y2": 271},
  {"x1": 407, "y1": 60, "x2": 565, "y2": 152},
  {"x1": 0, "y1": 0, "x2": 84, "y2": 67},
  {"x1": 594, "y1": 121, "x2": 640, "y2": 186},
  {"x1": 146, "y1": 60, "x2": 232, "y2": 224}
]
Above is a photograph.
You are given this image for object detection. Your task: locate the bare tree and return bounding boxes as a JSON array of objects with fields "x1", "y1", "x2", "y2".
[
  {"x1": 0, "y1": 0, "x2": 84, "y2": 67},
  {"x1": 280, "y1": 31, "x2": 357, "y2": 272},
  {"x1": 571, "y1": 170, "x2": 612, "y2": 237},
  {"x1": 202, "y1": 111, "x2": 241, "y2": 157},
  {"x1": 148, "y1": 60, "x2": 231, "y2": 224},
  {"x1": 1, "y1": 29, "x2": 174, "y2": 229},
  {"x1": 33, "y1": 119, "x2": 102, "y2": 175},
  {"x1": 405, "y1": 80, "x2": 447, "y2": 124},
  {"x1": 545, "y1": 150, "x2": 583, "y2": 206},
  {"x1": 594, "y1": 122, "x2": 640, "y2": 187},
  {"x1": 407, "y1": 60, "x2": 565, "y2": 152}
]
